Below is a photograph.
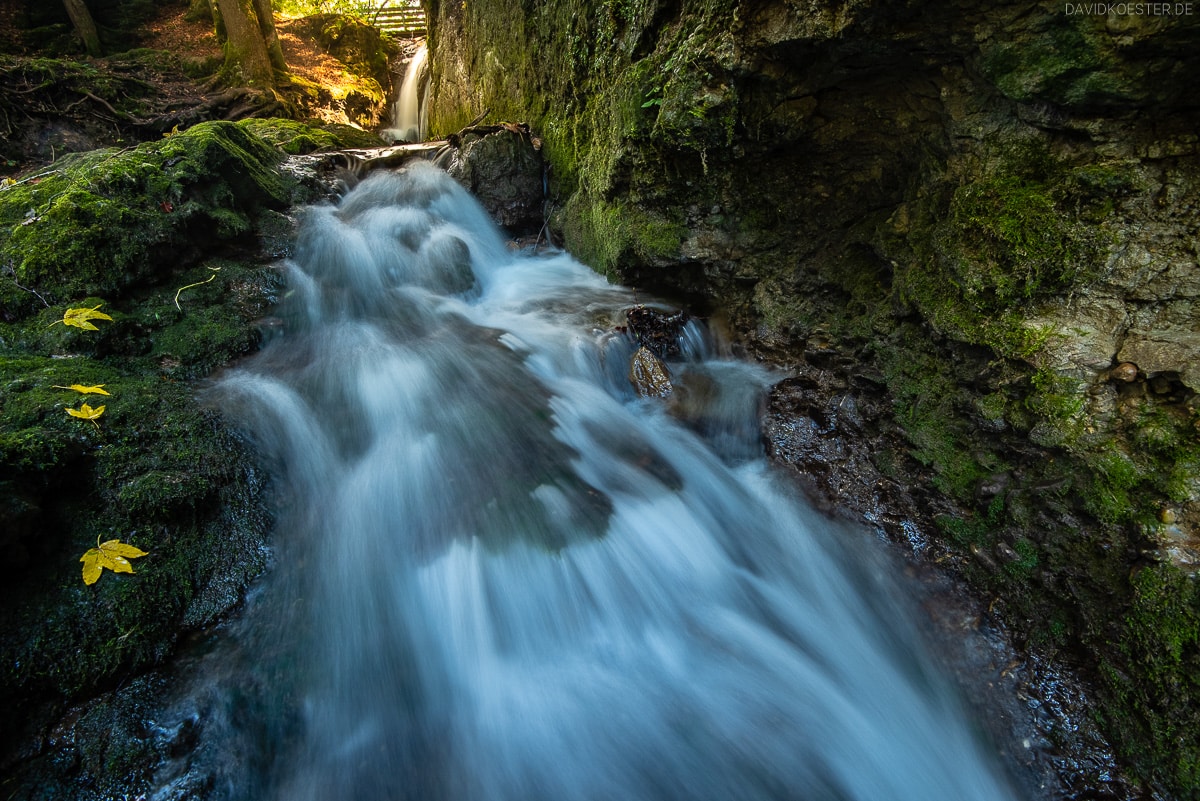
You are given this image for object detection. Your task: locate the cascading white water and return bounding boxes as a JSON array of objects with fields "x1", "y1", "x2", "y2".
[
  {"x1": 171, "y1": 163, "x2": 1020, "y2": 801},
  {"x1": 384, "y1": 44, "x2": 430, "y2": 142}
]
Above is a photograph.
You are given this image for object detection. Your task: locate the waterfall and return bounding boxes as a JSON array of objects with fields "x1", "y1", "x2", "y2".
[
  {"x1": 157, "y1": 163, "x2": 1019, "y2": 801},
  {"x1": 385, "y1": 44, "x2": 430, "y2": 142}
]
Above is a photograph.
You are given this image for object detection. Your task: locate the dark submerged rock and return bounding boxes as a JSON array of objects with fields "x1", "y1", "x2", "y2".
[{"x1": 626, "y1": 305, "x2": 690, "y2": 359}]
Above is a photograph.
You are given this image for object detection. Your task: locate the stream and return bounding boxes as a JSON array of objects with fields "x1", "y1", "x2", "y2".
[{"x1": 150, "y1": 163, "x2": 1019, "y2": 801}]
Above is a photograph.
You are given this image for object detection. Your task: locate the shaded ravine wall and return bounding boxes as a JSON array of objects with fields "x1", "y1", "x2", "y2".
[{"x1": 423, "y1": 0, "x2": 1200, "y2": 796}]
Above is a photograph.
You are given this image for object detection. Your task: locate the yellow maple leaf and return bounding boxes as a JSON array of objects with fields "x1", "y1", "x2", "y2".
[
  {"x1": 52, "y1": 384, "x2": 110, "y2": 395},
  {"x1": 47, "y1": 304, "x2": 114, "y2": 331},
  {"x1": 81, "y1": 537, "x2": 149, "y2": 585},
  {"x1": 66, "y1": 402, "x2": 105, "y2": 429}
]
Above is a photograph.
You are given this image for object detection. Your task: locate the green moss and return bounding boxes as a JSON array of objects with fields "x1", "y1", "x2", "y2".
[
  {"x1": 1080, "y1": 447, "x2": 1142, "y2": 524},
  {"x1": 628, "y1": 206, "x2": 684, "y2": 258},
  {"x1": 428, "y1": 0, "x2": 738, "y2": 273},
  {"x1": 1003, "y1": 538, "x2": 1040, "y2": 579},
  {"x1": 981, "y1": 17, "x2": 1135, "y2": 108},
  {"x1": 562, "y1": 195, "x2": 625, "y2": 276},
  {"x1": 1025, "y1": 368, "x2": 1088, "y2": 447},
  {"x1": 945, "y1": 176, "x2": 1084, "y2": 306},
  {"x1": 890, "y1": 139, "x2": 1112, "y2": 368},
  {"x1": 874, "y1": 330, "x2": 1006, "y2": 502},
  {"x1": 0, "y1": 121, "x2": 296, "y2": 319},
  {"x1": 1100, "y1": 565, "x2": 1200, "y2": 794},
  {"x1": 0, "y1": 253, "x2": 276, "y2": 748}
]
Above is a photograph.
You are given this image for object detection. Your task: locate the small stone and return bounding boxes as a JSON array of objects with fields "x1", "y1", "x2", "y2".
[
  {"x1": 628, "y1": 346, "x2": 672, "y2": 398},
  {"x1": 1109, "y1": 362, "x2": 1139, "y2": 382},
  {"x1": 1159, "y1": 507, "x2": 1178, "y2": 525},
  {"x1": 976, "y1": 473, "x2": 1010, "y2": 499},
  {"x1": 970, "y1": 543, "x2": 998, "y2": 572},
  {"x1": 996, "y1": 542, "x2": 1021, "y2": 564}
]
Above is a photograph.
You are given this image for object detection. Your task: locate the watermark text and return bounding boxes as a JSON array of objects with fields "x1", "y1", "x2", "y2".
[{"x1": 1065, "y1": 2, "x2": 1193, "y2": 13}]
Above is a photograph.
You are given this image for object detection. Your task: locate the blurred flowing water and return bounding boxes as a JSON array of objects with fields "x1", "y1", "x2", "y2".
[
  {"x1": 383, "y1": 44, "x2": 429, "y2": 143},
  {"x1": 162, "y1": 163, "x2": 1019, "y2": 801}
]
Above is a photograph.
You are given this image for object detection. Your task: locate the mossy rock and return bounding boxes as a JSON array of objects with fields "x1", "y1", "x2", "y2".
[
  {"x1": 0, "y1": 118, "x2": 374, "y2": 321},
  {"x1": 979, "y1": 13, "x2": 1198, "y2": 110},
  {"x1": 0, "y1": 116, "x2": 370, "y2": 754},
  {"x1": 0, "y1": 120, "x2": 295, "y2": 319},
  {"x1": 0, "y1": 252, "x2": 280, "y2": 750},
  {"x1": 239, "y1": 117, "x2": 385, "y2": 154},
  {"x1": 1100, "y1": 565, "x2": 1200, "y2": 795}
]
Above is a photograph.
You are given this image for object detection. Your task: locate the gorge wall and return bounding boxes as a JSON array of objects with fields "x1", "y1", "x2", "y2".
[{"x1": 422, "y1": 0, "x2": 1200, "y2": 796}]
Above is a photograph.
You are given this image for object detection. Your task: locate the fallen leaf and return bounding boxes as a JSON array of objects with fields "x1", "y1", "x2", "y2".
[
  {"x1": 66, "y1": 402, "x2": 105, "y2": 429},
  {"x1": 48, "y1": 304, "x2": 114, "y2": 331},
  {"x1": 52, "y1": 384, "x2": 110, "y2": 395},
  {"x1": 81, "y1": 538, "x2": 148, "y2": 585}
]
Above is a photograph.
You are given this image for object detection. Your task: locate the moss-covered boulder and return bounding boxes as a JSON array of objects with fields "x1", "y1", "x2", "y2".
[
  {"x1": 0, "y1": 120, "x2": 294, "y2": 320},
  {"x1": 0, "y1": 118, "x2": 358, "y2": 757}
]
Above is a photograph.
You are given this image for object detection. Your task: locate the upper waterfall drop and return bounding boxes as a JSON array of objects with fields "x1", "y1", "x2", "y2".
[{"x1": 385, "y1": 43, "x2": 430, "y2": 142}]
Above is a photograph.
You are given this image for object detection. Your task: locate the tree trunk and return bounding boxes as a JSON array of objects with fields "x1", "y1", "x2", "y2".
[
  {"x1": 205, "y1": 0, "x2": 227, "y2": 44},
  {"x1": 213, "y1": 0, "x2": 274, "y2": 87},
  {"x1": 250, "y1": 0, "x2": 288, "y2": 75},
  {"x1": 61, "y1": 0, "x2": 102, "y2": 57}
]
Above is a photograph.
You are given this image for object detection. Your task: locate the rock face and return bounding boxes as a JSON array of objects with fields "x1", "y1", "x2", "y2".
[
  {"x1": 424, "y1": 0, "x2": 1200, "y2": 795},
  {"x1": 445, "y1": 124, "x2": 546, "y2": 233}
]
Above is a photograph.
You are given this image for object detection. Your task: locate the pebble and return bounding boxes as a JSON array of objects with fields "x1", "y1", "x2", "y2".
[{"x1": 1109, "y1": 362, "x2": 1139, "y2": 382}]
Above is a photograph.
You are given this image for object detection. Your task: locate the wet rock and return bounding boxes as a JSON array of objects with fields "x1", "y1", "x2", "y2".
[
  {"x1": 628, "y1": 346, "x2": 672, "y2": 398},
  {"x1": 832, "y1": 393, "x2": 864, "y2": 432},
  {"x1": 415, "y1": 231, "x2": 475, "y2": 293},
  {"x1": 995, "y1": 541, "x2": 1022, "y2": 564},
  {"x1": 1024, "y1": 297, "x2": 1127, "y2": 376},
  {"x1": 666, "y1": 364, "x2": 765, "y2": 463},
  {"x1": 976, "y1": 473, "x2": 1010, "y2": 500},
  {"x1": 1117, "y1": 301, "x2": 1200, "y2": 391},
  {"x1": 1108, "y1": 362, "x2": 1140, "y2": 383},
  {"x1": 446, "y1": 124, "x2": 544, "y2": 234},
  {"x1": 970, "y1": 543, "x2": 999, "y2": 572},
  {"x1": 626, "y1": 305, "x2": 689, "y2": 358},
  {"x1": 761, "y1": 365, "x2": 934, "y2": 538}
]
